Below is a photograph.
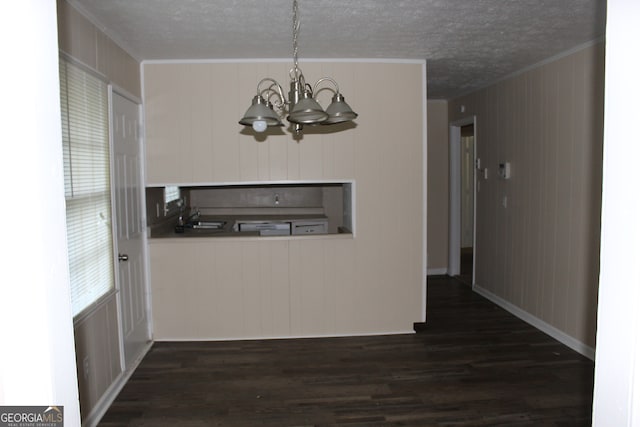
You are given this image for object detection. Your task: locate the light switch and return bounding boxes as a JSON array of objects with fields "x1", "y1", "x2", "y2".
[{"x1": 498, "y1": 162, "x2": 511, "y2": 179}]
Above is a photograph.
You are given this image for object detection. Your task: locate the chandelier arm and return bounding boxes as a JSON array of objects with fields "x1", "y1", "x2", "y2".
[
  {"x1": 312, "y1": 77, "x2": 340, "y2": 98},
  {"x1": 257, "y1": 78, "x2": 286, "y2": 104},
  {"x1": 264, "y1": 84, "x2": 285, "y2": 110}
]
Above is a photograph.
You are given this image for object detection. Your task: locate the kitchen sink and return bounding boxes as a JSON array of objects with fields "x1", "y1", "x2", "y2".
[
  {"x1": 175, "y1": 218, "x2": 228, "y2": 234},
  {"x1": 191, "y1": 220, "x2": 226, "y2": 230}
]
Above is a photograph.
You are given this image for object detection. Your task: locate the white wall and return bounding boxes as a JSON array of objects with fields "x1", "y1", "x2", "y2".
[
  {"x1": 592, "y1": 0, "x2": 640, "y2": 425},
  {"x1": 0, "y1": 2, "x2": 80, "y2": 425}
]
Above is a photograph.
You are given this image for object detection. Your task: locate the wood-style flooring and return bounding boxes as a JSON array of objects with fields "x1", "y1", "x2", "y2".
[{"x1": 99, "y1": 276, "x2": 594, "y2": 426}]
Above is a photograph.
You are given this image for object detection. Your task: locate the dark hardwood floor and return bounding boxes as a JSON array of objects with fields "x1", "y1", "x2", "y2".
[{"x1": 99, "y1": 276, "x2": 594, "y2": 426}]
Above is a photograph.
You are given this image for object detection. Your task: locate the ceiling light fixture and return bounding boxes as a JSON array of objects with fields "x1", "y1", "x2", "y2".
[{"x1": 239, "y1": 0, "x2": 358, "y2": 136}]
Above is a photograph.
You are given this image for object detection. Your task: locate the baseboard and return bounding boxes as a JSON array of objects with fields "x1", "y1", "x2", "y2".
[
  {"x1": 427, "y1": 268, "x2": 448, "y2": 276},
  {"x1": 154, "y1": 330, "x2": 416, "y2": 342},
  {"x1": 82, "y1": 340, "x2": 154, "y2": 427},
  {"x1": 473, "y1": 284, "x2": 595, "y2": 361}
]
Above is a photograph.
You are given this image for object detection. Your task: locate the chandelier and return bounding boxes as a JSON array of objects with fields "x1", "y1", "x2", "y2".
[{"x1": 239, "y1": 0, "x2": 358, "y2": 136}]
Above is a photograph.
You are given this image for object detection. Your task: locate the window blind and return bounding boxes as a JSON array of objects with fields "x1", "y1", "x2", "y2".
[
  {"x1": 164, "y1": 185, "x2": 180, "y2": 204},
  {"x1": 59, "y1": 59, "x2": 114, "y2": 317}
]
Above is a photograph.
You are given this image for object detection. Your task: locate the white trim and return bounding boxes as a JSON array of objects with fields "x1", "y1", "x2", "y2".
[
  {"x1": 351, "y1": 181, "x2": 357, "y2": 239},
  {"x1": 473, "y1": 284, "x2": 596, "y2": 360},
  {"x1": 592, "y1": 1, "x2": 640, "y2": 423},
  {"x1": 471, "y1": 122, "x2": 478, "y2": 286},
  {"x1": 448, "y1": 117, "x2": 476, "y2": 277},
  {"x1": 149, "y1": 233, "x2": 355, "y2": 244},
  {"x1": 138, "y1": 99, "x2": 155, "y2": 347},
  {"x1": 422, "y1": 60, "x2": 428, "y2": 323},
  {"x1": 110, "y1": 82, "x2": 142, "y2": 105},
  {"x1": 145, "y1": 179, "x2": 355, "y2": 187},
  {"x1": 427, "y1": 268, "x2": 448, "y2": 276},
  {"x1": 107, "y1": 85, "x2": 127, "y2": 373},
  {"x1": 145, "y1": 179, "x2": 358, "y2": 238},
  {"x1": 448, "y1": 125, "x2": 461, "y2": 276},
  {"x1": 154, "y1": 331, "x2": 416, "y2": 343},
  {"x1": 81, "y1": 341, "x2": 154, "y2": 427},
  {"x1": 72, "y1": 289, "x2": 119, "y2": 326},
  {"x1": 142, "y1": 58, "x2": 427, "y2": 65},
  {"x1": 59, "y1": 51, "x2": 108, "y2": 83},
  {"x1": 449, "y1": 117, "x2": 476, "y2": 128},
  {"x1": 138, "y1": 59, "x2": 155, "y2": 343}
]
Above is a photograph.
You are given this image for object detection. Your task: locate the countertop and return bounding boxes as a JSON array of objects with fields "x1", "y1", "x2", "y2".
[{"x1": 149, "y1": 214, "x2": 331, "y2": 239}]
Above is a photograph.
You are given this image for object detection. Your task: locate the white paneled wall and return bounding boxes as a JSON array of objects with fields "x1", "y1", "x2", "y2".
[
  {"x1": 151, "y1": 237, "x2": 365, "y2": 339},
  {"x1": 144, "y1": 61, "x2": 368, "y2": 185},
  {"x1": 145, "y1": 60, "x2": 426, "y2": 339},
  {"x1": 448, "y1": 42, "x2": 604, "y2": 350}
]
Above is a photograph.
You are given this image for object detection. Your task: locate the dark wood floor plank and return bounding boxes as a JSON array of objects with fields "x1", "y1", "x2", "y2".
[{"x1": 99, "y1": 276, "x2": 593, "y2": 426}]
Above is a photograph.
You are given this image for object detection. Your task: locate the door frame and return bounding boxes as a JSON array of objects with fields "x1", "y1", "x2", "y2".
[
  {"x1": 448, "y1": 116, "x2": 477, "y2": 281},
  {"x1": 108, "y1": 84, "x2": 152, "y2": 372}
]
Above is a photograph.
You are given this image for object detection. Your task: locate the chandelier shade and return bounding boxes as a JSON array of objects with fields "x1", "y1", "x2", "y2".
[
  {"x1": 238, "y1": 95, "x2": 284, "y2": 132},
  {"x1": 323, "y1": 93, "x2": 358, "y2": 124},
  {"x1": 287, "y1": 91, "x2": 329, "y2": 124},
  {"x1": 238, "y1": 0, "x2": 358, "y2": 136}
]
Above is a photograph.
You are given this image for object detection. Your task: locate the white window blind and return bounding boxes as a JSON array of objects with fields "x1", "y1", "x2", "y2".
[
  {"x1": 164, "y1": 185, "x2": 180, "y2": 204},
  {"x1": 59, "y1": 59, "x2": 114, "y2": 317}
]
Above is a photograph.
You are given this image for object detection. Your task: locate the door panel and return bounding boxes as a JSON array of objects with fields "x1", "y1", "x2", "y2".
[{"x1": 112, "y1": 91, "x2": 149, "y2": 368}]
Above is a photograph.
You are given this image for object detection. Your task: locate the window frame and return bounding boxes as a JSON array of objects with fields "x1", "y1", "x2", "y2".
[{"x1": 59, "y1": 55, "x2": 118, "y2": 322}]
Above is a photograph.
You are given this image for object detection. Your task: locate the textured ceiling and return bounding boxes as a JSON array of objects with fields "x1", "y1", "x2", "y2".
[{"x1": 68, "y1": 0, "x2": 606, "y2": 99}]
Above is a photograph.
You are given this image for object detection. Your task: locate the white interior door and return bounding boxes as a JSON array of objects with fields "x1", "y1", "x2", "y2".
[{"x1": 112, "y1": 91, "x2": 149, "y2": 368}]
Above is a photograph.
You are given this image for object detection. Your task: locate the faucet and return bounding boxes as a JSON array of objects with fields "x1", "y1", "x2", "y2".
[
  {"x1": 188, "y1": 209, "x2": 200, "y2": 222},
  {"x1": 175, "y1": 208, "x2": 199, "y2": 233}
]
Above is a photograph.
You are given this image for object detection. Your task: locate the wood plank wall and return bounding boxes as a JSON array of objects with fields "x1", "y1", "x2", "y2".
[
  {"x1": 144, "y1": 61, "x2": 426, "y2": 339},
  {"x1": 57, "y1": 0, "x2": 140, "y2": 98},
  {"x1": 448, "y1": 42, "x2": 605, "y2": 349}
]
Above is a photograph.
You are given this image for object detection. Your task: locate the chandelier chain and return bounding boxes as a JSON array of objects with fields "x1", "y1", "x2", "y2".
[{"x1": 292, "y1": 0, "x2": 300, "y2": 75}]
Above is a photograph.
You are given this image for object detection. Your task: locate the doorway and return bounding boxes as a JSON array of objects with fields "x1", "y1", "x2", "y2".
[
  {"x1": 448, "y1": 117, "x2": 476, "y2": 286},
  {"x1": 459, "y1": 124, "x2": 474, "y2": 284}
]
